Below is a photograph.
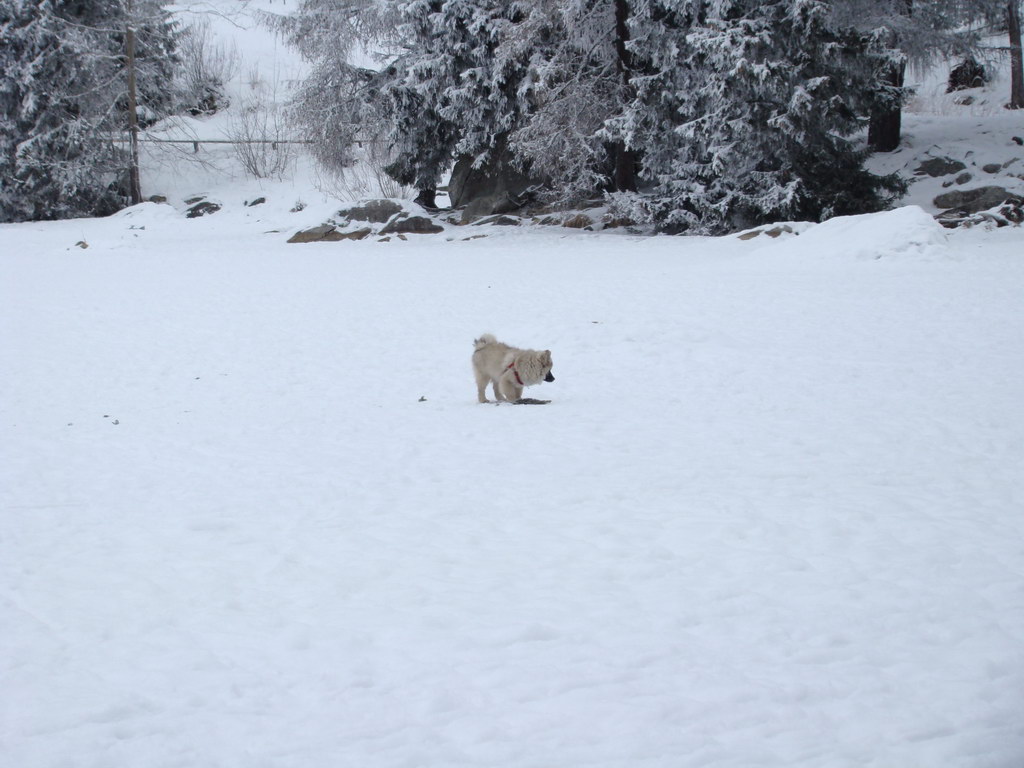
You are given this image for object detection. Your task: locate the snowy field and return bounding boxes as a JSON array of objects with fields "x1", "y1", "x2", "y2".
[{"x1": 2, "y1": 203, "x2": 1023, "y2": 767}]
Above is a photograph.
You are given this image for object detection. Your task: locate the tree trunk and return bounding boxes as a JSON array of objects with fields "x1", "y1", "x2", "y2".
[
  {"x1": 611, "y1": 0, "x2": 637, "y2": 192},
  {"x1": 125, "y1": 0, "x2": 142, "y2": 205},
  {"x1": 413, "y1": 188, "x2": 438, "y2": 210},
  {"x1": 868, "y1": 0, "x2": 911, "y2": 153},
  {"x1": 1009, "y1": 0, "x2": 1024, "y2": 109},
  {"x1": 868, "y1": 60, "x2": 905, "y2": 152},
  {"x1": 612, "y1": 145, "x2": 638, "y2": 193}
]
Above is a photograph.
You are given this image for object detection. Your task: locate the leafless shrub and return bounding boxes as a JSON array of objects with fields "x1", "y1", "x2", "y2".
[
  {"x1": 316, "y1": 140, "x2": 412, "y2": 200},
  {"x1": 225, "y1": 97, "x2": 296, "y2": 180},
  {"x1": 246, "y1": 63, "x2": 263, "y2": 93},
  {"x1": 179, "y1": 18, "x2": 239, "y2": 115}
]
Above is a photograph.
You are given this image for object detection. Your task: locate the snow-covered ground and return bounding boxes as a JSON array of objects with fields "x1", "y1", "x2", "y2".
[
  {"x1": 4, "y1": 3, "x2": 1024, "y2": 766},
  {"x1": 3, "y1": 202, "x2": 1024, "y2": 767}
]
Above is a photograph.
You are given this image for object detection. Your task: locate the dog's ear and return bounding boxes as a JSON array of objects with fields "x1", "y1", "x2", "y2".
[{"x1": 541, "y1": 350, "x2": 552, "y2": 365}]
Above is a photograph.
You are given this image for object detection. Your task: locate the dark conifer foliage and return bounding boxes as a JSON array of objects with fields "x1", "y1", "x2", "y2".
[
  {"x1": 608, "y1": 0, "x2": 908, "y2": 232},
  {"x1": 0, "y1": 0, "x2": 179, "y2": 222},
  {"x1": 285, "y1": 0, "x2": 918, "y2": 232}
]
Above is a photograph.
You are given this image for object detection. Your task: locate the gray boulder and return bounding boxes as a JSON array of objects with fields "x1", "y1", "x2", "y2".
[
  {"x1": 448, "y1": 141, "x2": 541, "y2": 219},
  {"x1": 287, "y1": 225, "x2": 374, "y2": 243},
  {"x1": 936, "y1": 200, "x2": 1024, "y2": 229},
  {"x1": 933, "y1": 186, "x2": 1021, "y2": 213},
  {"x1": 336, "y1": 200, "x2": 403, "y2": 223},
  {"x1": 336, "y1": 227, "x2": 373, "y2": 241},
  {"x1": 915, "y1": 157, "x2": 966, "y2": 177},
  {"x1": 561, "y1": 214, "x2": 594, "y2": 229},
  {"x1": 379, "y1": 214, "x2": 443, "y2": 235},
  {"x1": 288, "y1": 224, "x2": 343, "y2": 243},
  {"x1": 737, "y1": 224, "x2": 796, "y2": 241},
  {"x1": 473, "y1": 215, "x2": 521, "y2": 226},
  {"x1": 186, "y1": 200, "x2": 221, "y2": 218}
]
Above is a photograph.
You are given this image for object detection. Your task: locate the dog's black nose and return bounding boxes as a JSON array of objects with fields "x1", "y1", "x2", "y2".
[{"x1": 545, "y1": 371, "x2": 555, "y2": 382}]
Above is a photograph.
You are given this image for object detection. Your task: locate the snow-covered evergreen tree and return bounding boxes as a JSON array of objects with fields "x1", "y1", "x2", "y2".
[
  {"x1": 608, "y1": 0, "x2": 906, "y2": 233},
  {"x1": 283, "y1": 0, "x2": 918, "y2": 230},
  {"x1": 831, "y1": 0, "x2": 994, "y2": 150},
  {"x1": 125, "y1": 1, "x2": 181, "y2": 125},
  {"x1": 283, "y1": 0, "x2": 547, "y2": 192},
  {"x1": 375, "y1": 0, "x2": 541, "y2": 189},
  {"x1": 1, "y1": 0, "x2": 121, "y2": 221},
  {"x1": 0, "y1": 0, "x2": 179, "y2": 222},
  {"x1": 282, "y1": 0, "x2": 638, "y2": 200},
  {"x1": 505, "y1": 0, "x2": 639, "y2": 203}
]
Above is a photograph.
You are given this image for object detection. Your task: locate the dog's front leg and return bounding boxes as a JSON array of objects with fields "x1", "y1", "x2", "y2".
[{"x1": 499, "y1": 377, "x2": 522, "y2": 402}]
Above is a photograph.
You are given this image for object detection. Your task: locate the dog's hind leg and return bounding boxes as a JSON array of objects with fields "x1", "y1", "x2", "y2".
[{"x1": 475, "y1": 368, "x2": 491, "y2": 403}]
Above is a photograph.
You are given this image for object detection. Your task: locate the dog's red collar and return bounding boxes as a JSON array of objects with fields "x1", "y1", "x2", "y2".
[{"x1": 507, "y1": 362, "x2": 524, "y2": 386}]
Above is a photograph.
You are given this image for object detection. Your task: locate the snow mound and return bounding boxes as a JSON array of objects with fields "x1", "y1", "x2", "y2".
[
  {"x1": 111, "y1": 201, "x2": 181, "y2": 223},
  {"x1": 773, "y1": 205, "x2": 950, "y2": 261}
]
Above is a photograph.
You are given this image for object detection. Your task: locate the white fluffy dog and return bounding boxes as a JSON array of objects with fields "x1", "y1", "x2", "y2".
[{"x1": 472, "y1": 334, "x2": 555, "y2": 403}]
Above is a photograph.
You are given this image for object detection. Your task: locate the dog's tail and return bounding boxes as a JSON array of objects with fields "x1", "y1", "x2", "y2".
[{"x1": 473, "y1": 333, "x2": 497, "y2": 350}]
